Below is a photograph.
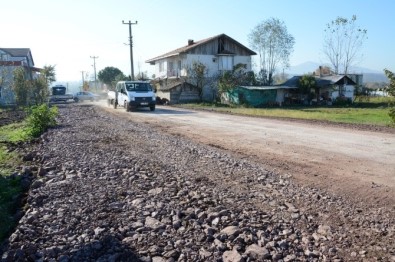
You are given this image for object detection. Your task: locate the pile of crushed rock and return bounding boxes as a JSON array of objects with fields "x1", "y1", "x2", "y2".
[{"x1": 1, "y1": 103, "x2": 394, "y2": 261}]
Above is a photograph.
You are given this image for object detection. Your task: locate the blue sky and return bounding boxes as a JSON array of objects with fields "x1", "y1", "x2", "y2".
[{"x1": 2, "y1": 0, "x2": 394, "y2": 83}]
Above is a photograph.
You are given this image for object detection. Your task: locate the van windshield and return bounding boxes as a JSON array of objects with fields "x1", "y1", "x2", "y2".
[{"x1": 125, "y1": 82, "x2": 152, "y2": 92}]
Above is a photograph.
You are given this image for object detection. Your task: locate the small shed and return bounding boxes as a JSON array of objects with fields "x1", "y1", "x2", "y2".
[{"x1": 152, "y1": 78, "x2": 200, "y2": 104}]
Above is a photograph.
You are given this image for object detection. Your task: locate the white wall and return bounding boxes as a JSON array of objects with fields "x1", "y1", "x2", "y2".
[
  {"x1": 151, "y1": 54, "x2": 253, "y2": 80},
  {"x1": 331, "y1": 85, "x2": 355, "y2": 100}
]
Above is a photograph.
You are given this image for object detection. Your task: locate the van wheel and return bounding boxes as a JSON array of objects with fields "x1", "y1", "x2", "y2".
[
  {"x1": 150, "y1": 106, "x2": 155, "y2": 111},
  {"x1": 124, "y1": 101, "x2": 129, "y2": 112}
]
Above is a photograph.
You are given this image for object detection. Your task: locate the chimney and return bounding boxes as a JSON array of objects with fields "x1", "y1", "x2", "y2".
[{"x1": 188, "y1": 39, "x2": 194, "y2": 46}]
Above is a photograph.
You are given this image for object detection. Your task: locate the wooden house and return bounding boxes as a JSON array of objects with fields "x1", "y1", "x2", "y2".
[{"x1": 146, "y1": 34, "x2": 256, "y2": 103}]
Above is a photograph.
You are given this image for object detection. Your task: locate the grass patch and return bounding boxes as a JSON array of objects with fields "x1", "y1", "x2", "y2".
[
  {"x1": 0, "y1": 121, "x2": 29, "y2": 243},
  {"x1": 0, "y1": 174, "x2": 23, "y2": 241},
  {"x1": 179, "y1": 100, "x2": 394, "y2": 126},
  {"x1": 0, "y1": 122, "x2": 29, "y2": 143}
]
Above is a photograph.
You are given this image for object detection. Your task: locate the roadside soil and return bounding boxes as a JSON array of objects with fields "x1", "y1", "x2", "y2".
[
  {"x1": 0, "y1": 109, "x2": 26, "y2": 127},
  {"x1": 100, "y1": 103, "x2": 395, "y2": 209}
]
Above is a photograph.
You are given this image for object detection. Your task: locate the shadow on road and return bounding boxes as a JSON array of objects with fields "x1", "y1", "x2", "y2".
[
  {"x1": 154, "y1": 107, "x2": 196, "y2": 115},
  {"x1": 133, "y1": 107, "x2": 196, "y2": 115}
]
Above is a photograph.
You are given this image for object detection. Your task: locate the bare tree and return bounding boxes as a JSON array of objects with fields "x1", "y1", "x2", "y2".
[
  {"x1": 248, "y1": 18, "x2": 295, "y2": 85},
  {"x1": 323, "y1": 15, "x2": 367, "y2": 74}
]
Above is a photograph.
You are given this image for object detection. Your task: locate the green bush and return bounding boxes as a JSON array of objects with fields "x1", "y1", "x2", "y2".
[
  {"x1": 389, "y1": 106, "x2": 395, "y2": 124},
  {"x1": 333, "y1": 96, "x2": 352, "y2": 107},
  {"x1": 25, "y1": 104, "x2": 58, "y2": 137}
]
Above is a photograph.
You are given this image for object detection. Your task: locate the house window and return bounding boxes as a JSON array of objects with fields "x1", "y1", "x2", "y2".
[
  {"x1": 159, "y1": 62, "x2": 164, "y2": 72},
  {"x1": 168, "y1": 61, "x2": 174, "y2": 76},
  {"x1": 219, "y1": 56, "x2": 233, "y2": 71}
]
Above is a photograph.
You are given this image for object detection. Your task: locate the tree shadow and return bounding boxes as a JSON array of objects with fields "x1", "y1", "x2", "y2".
[{"x1": 1, "y1": 233, "x2": 144, "y2": 261}]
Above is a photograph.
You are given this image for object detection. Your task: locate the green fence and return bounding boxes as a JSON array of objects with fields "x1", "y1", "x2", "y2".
[{"x1": 226, "y1": 87, "x2": 277, "y2": 107}]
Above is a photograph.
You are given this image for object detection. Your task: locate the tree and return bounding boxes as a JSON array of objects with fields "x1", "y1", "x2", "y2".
[
  {"x1": 98, "y1": 67, "x2": 125, "y2": 90},
  {"x1": 187, "y1": 61, "x2": 207, "y2": 101},
  {"x1": 384, "y1": 69, "x2": 395, "y2": 123},
  {"x1": 273, "y1": 72, "x2": 289, "y2": 85},
  {"x1": 30, "y1": 75, "x2": 50, "y2": 105},
  {"x1": 298, "y1": 74, "x2": 317, "y2": 103},
  {"x1": 248, "y1": 18, "x2": 295, "y2": 85},
  {"x1": 323, "y1": 15, "x2": 367, "y2": 75},
  {"x1": 12, "y1": 67, "x2": 29, "y2": 106},
  {"x1": 218, "y1": 63, "x2": 256, "y2": 101},
  {"x1": 41, "y1": 65, "x2": 56, "y2": 85}
]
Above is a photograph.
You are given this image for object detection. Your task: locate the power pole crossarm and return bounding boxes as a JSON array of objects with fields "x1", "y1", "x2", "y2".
[{"x1": 122, "y1": 20, "x2": 138, "y2": 80}]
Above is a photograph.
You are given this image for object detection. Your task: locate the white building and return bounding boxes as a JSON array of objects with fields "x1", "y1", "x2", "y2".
[
  {"x1": 146, "y1": 34, "x2": 256, "y2": 102},
  {"x1": 0, "y1": 48, "x2": 41, "y2": 105}
]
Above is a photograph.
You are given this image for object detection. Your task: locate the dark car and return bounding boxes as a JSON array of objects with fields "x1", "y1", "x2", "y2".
[{"x1": 74, "y1": 91, "x2": 100, "y2": 102}]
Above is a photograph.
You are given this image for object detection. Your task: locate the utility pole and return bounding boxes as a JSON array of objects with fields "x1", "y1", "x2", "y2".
[
  {"x1": 80, "y1": 71, "x2": 85, "y2": 91},
  {"x1": 90, "y1": 55, "x2": 99, "y2": 92},
  {"x1": 122, "y1": 20, "x2": 137, "y2": 80}
]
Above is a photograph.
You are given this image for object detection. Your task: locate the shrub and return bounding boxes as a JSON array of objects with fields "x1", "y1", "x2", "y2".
[
  {"x1": 333, "y1": 96, "x2": 352, "y2": 106},
  {"x1": 25, "y1": 104, "x2": 58, "y2": 137},
  {"x1": 389, "y1": 107, "x2": 395, "y2": 124}
]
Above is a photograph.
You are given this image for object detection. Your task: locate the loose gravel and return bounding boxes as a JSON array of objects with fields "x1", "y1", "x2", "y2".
[{"x1": 1, "y1": 103, "x2": 394, "y2": 261}]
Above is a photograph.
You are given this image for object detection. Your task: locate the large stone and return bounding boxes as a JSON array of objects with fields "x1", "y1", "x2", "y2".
[
  {"x1": 222, "y1": 249, "x2": 242, "y2": 262},
  {"x1": 245, "y1": 244, "x2": 271, "y2": 260},
  {"x1": 220, "y1": 226, "x2": 240, "y2": 238}
]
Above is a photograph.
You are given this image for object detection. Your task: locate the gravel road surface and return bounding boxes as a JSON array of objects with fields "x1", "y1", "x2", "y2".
[{"x1": 1, "y1": 103, "x2": 394, "y2": 261}]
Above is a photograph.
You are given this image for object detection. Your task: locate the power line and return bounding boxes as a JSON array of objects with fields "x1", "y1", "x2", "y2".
[{"x1": 122, "y1": 20, "x2": 137, "y2": 80}]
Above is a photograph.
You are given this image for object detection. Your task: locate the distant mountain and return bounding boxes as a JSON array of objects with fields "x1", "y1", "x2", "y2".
[
  {"x1": 285, "y1": 61, "x2": 388, "y2": 83},
  {"x1": 285, "y1": 61, "x2": 321, "y2": 75},
  {"x1": 363, "y1": 73, "x2": 389, "y2": 83}
]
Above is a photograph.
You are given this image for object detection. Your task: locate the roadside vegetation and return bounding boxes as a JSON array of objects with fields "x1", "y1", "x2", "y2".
[
  {"x1": 178, "y1": 96, "x2": 395, "y2": 127},
  {"x1": 0, "y1": 64, "x2": 59, "y2": 243},
  {"x1": 0, "y1": 121, "x2": 27, "y2": 242},
  {"x1": 0, "y1": 104, "x2": 58, "y2": 243}
]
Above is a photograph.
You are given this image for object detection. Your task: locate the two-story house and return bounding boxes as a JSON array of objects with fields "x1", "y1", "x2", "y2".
[
  {"x1": 146, "y1": 34, "x2": 256, "y2": 103},
  {"x1": 0, "y1": 48, "x2": 41, "y2": 105}
]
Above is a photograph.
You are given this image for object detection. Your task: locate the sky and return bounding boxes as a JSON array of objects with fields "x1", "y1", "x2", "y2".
[{"x1": 2, "y1": 0, "x2": 394, "y2": 85}]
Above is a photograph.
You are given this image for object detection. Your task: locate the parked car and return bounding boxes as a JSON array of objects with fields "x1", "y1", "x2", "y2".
[{"x1": 74, "y1": 91, "x2": 100, "y2": 102}]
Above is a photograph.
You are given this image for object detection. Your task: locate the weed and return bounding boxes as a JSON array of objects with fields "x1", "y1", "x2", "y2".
[{"x1": 25, "y1": 104, "x2": 58, "y2": 137}]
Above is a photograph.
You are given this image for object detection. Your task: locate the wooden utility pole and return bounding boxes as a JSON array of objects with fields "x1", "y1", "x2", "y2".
[
  {"x1": 80, "y1": 71, "x2": 85, "y2": 91},
  {"x1": 122, "y1": 20, "x2": 138, "y2": 80},
  {"x1": 90, "y1": 56, "x2": 99, "y2": 91}
]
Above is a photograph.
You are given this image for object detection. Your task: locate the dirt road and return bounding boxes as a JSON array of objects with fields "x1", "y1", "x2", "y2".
[{"x1": 101, "y1": 104, "x2": 395, "y2": 208}]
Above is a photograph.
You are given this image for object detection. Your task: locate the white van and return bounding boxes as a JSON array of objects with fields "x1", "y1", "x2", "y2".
[{"x1": 108, "y1": 81, "x2": 156, "y2": 111}]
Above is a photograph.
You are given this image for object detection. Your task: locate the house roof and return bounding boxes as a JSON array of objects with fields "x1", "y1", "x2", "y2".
[
  {"x1": 0, "y1": 48, "x2": 34, "y2": 65},
  {"x1": 146, "y1": 34, "x2": 256, "y2": 63},
  {"x1": 278, "y1": 75, "x2": 357, "y2": 88},
  {"x1": 152, "y1": 78, "x2": 198, "y2": 91}
]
